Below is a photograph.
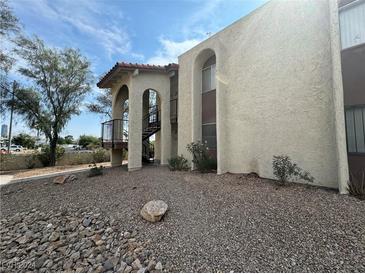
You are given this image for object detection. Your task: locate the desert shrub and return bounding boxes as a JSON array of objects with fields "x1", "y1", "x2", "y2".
[
  {"x1": 348, "y1": 170, "x2": 365, "y2": 200},
  {"x1": 272, "y1": 155, "x2": 314, "y2": 185},
  {"x1": 69, "y1": 153, "x2": 86, "y2": 165},
  {"x1": 186, "y1": 141, "x2": 217, "y2": 172},
  {"x1": 38, "y1": 145, "x2": 65, "y2": 167},
  {"x1": 88, "y1": 163, "x2": 104, "y2": 177},
  {"x1": 92, "y1": 148, "x2": 108, "y2": 163},
  {"x1": 25, "y1": 153, "x2": 39, "y2": 169},
  {"x1": 168, "y1": 155, "x2": 189, "y2": 171}
]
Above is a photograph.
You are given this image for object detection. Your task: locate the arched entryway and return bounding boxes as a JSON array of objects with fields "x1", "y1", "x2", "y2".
[
  {"x1": 109, "y1": 85, "x2": 129, "y2": 166},
  {"x1": 142, "y1": 89, "x2": 161, "y2": 163}
]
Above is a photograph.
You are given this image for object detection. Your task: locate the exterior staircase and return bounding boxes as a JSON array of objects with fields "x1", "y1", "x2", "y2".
[{"x1": 101, "y1": 107, "x2": 161, "y2": 162}]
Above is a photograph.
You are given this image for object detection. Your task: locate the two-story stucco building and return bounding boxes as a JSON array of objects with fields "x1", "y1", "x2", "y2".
[{"x1": 97, "y1": 0, "x2": 365, "y2": 194}]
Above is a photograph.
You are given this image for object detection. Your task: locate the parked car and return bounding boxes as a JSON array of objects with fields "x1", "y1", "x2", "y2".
[{"x1": 0, "y1": 145, "x2": 23, "y2": 152}]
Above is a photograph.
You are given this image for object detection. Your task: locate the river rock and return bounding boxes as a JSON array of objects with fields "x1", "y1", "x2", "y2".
[{"x1": 140, "y1": 200, "x2": 168, "y2": 223}]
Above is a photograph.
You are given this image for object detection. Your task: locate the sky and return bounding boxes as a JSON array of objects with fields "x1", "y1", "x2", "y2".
[{"x1": 6, "y1": 0, "x2": 268, "y2": 139}]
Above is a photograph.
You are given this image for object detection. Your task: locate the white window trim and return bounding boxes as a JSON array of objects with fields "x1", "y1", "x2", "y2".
[{"x1": 202, "y1": 64, "x2": 216, "y2": 94}]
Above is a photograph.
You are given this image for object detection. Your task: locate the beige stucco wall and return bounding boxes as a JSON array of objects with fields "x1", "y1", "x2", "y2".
[{"x1": 178, "y1": 0, "x2": 347, "y2": 189}]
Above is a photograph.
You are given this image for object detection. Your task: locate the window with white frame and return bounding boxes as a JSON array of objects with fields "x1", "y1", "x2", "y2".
[
  {"x1": 345, "y1": 106, "x2": 365, "y2": 153},
  {"x1": 202, "y1": 64, "x2": 216, "y2": 93},
  {"x1": 339, "y1": 1, "x2": 365, "y2": 49}
]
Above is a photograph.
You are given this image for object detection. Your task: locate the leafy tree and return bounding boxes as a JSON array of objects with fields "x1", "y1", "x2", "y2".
[
  {"x1": 57, "y1": 137, "x2": 66, "y2": 145},
  {"x1": 86, "y1": 88, "x2": 112, "y2": 118},
  {"x1": 12, "y1": 133, "x2": 36, "y2": 149},
  {"x1": 0, "y1": 0, "x2": 20, "y2": 73},
  {"x1": 87, "y1": 88, "x2": 129, "y2": 120},
  {"x1": 78, "y1": 134, "x2": 100, "y2": 148},
  {"x1": 64, "y1": 135, "x2": 74, "y2": 144},
  {"x1": 1, "y1": 36, "x2": 92, "y2": 165},
  {"x1": 57, "y1": 135, "x2": 74, "y2": 145}
]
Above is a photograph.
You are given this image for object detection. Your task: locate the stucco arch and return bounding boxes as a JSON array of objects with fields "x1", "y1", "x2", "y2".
[
  {"x1": 112, "y1": 84, "x2": 129, "y2": 120},
  {"x1": 191, "y1": 48, "x2": 221, "y2": 170},
  {"x1": 110, "y1": 84, "x2": 129, "y2": 166},
  {"x1": 127, "y1": 72, "x2": 171, "y2": 170}
]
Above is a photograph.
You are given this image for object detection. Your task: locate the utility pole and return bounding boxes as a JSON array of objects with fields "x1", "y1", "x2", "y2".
[{"x1": 7, "y1": 81, "x2": 16, "y2": 153}]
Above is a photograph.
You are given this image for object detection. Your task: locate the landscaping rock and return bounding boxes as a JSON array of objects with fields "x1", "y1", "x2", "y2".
[
  {"x1": 132, "y1": 258, "x2": 143, "y2": 270},
  {"x1": 0, "y1": 207, "x2": 163, "y2": 273},
  {"x1": 53, "y1": 175, "x2": 68, "y2": 184},
  {"x1": 102, "y1": 260, "x2": 114, "y2": 271},
  {"x1": 49, "y1": 231, "x2": 60, "y2": 242},
  {"x1": 124, "y1": 266, "x2": 133, "y2": 273},
  {"x1": 155, "y1": 261, "x2": 163, "y2": 271},
  {"x1": 82, "y1": 216, "x2": 92, "y2": 227},
  {"x1": 53, "y1": 175, "x2": 77, "y2": 184},
  {"x1": 140, "y1": 200, "x2": 168, "y2": 223}
]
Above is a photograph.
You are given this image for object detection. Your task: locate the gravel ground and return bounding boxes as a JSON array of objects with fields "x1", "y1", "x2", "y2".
[{"x1": 1, "y1": 166, "x2": 364, "y2": 272}]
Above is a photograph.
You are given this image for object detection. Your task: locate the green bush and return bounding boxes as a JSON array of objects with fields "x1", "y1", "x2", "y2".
[
  {"x1": 88, "y1": 163, "x2": 104, "y2": 177},
  {"x1": 38, "y1": 145, "x2": 65, "y2": 167},
  {"x1": 78, "y1": 135, "x2": 100, "y2": 148},
  {"x1": 168, "y1": 155, "x2": 189, "y2": 171},
  {"x1": 348, "y1": 170, "x2": 365, "y2": 200},
  {"x1": 92, "y1": 148, "x2": 108, "y2": 163},
  {"x1": 272, "y1": 155, "x2": 314, "y2": 185},
  {"x1": 25, "y1": 153, "x2": 39, "y2": 169},
  {"x1": 186, "y1": 141, "x2": 217, "y2": 172}
]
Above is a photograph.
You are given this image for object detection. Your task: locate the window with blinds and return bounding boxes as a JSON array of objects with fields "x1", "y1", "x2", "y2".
[
  {"x1": 339, "y1": 1, "x2": 365, "y2": 49},
  {"x1": 345, "y1": 106, "x2": 365, "y2": 153}
]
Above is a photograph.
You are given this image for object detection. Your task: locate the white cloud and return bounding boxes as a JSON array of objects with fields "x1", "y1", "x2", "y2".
[
  {"x1": 12, "y1": 0, "x2": 143, "y2": 60},
  {"x1": 146, "y1": 0, "x2": 225, "y2": 65},
  {"x1": 182, "y1": 0, "x2": 224, "y2": 37},
  {"x1": 147, "y1": 37, "x2": 201, "y2": 65}
]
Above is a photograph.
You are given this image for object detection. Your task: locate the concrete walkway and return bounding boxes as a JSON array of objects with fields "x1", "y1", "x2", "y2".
[{"x1": 0, "y1": 175, "x2": 14, "y2": 186}]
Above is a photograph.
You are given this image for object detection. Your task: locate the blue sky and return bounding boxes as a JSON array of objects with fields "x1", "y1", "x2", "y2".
[{"x1": 8, "y1": 0, "x2": 268, "y2": 139}]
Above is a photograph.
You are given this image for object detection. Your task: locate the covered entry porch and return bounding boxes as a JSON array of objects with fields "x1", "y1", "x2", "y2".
[{"x1": 97, "y1": 62, "x2": 178, "y2": 171}]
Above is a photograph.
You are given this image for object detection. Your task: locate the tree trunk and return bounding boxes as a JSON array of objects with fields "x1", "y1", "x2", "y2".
[{"x1": 49, "y1": 138, "x2": 58, "y2": 166}]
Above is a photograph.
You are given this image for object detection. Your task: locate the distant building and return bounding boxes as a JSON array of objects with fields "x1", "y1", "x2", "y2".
[{"x1": 1, "y1": 124, "x2": 8, "y2": 138}]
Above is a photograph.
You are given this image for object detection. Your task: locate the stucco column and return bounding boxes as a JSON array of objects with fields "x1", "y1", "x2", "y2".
[
  {"x1": 160, "y1": 96, "x2": 171, "y2": 165},
  {"x1": 128, "y1": 84, "x2": 142, "y2": 171},
  {"x1": 154, "y1": 131, "x2": 161, "y2": 163},
  {"x1": 111, "y1": 85, "x2": 124, "y2": 167},
  {"x1": 329, "y1": 0, "x2": 349, "y2": 194}
]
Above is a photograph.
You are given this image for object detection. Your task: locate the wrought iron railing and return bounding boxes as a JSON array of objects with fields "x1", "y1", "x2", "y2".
[
  {"x1": 143, "y1": 106, "x2": 160, "y2": 130},
  {"x1": 101, "y1": 119, "x2": 128, "y2": 148}
]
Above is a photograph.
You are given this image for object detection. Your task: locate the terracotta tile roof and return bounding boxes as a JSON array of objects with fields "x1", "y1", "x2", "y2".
[{"x1": 97, "y1": 62, "x2": 179, "y2": 88}]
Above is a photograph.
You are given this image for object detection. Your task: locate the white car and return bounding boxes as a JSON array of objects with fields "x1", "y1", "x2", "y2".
[{"x1": 0, "y1": 145, "x2": 23, "y2": 152}]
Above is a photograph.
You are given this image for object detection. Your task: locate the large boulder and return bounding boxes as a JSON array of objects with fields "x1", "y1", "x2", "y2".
[{"x1": 140, "y1": 200, "x2": 168, "y2": 223}]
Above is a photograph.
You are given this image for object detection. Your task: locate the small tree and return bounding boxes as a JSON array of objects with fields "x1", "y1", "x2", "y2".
[
  {"x1": 78, "y1": 135, "x2": 100, "y2": 149},
  {"x1": 1, "y1": 36, "x2": 92, "y2": 165},
  {"x1": 64, "y1": 135, "x2": 74, "y2": 144},
  {"x1": 12, "y1": 133, "x2": 36, "y2": 149},
  {"x1": 87, "y1": 87, "x2": 129, "y2": 121},
  {"x1": 272, "y1": 155, "x2": 314, "y2": 185},
  {"x1": 86, "y1": 88, "x2": 112, "y2": 119}
]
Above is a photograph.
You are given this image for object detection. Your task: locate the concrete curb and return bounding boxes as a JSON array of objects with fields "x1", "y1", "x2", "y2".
[{"x1": 4, "y1": 168, "x2": 90, "y2": 186}]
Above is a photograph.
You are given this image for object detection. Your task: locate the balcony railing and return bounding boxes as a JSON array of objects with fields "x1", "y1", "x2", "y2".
[{"x1": 101, "y1": 119, "x2": 128, "y2": 149}]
